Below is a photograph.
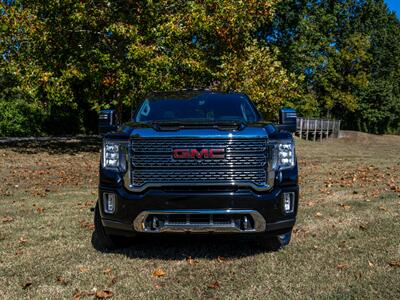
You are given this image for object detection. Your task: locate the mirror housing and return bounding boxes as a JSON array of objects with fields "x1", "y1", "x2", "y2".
[
  {"x1": 98, "y1": 109, "x2": 118, "y2": 136},
  {"x1": 277, "y1": 108, "x2": 297, "y2": 133}
]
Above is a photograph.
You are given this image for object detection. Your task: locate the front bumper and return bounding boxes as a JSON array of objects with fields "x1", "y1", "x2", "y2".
[{"x1": 99, "y1": 185, "x2": 299, "y2": 237}]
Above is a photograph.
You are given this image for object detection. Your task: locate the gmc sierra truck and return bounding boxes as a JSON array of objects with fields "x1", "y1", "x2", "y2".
[{"x1": 95, "y1": 91, "x2": 299, "y2": 250}]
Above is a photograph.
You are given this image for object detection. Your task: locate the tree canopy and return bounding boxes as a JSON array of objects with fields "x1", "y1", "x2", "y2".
[{"x1": 1, "y1": 0, "x2": 399, "y2": 136}]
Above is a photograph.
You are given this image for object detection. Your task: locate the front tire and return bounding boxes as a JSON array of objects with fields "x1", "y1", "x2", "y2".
[
  {"x1": 260, "y1": 230, "x2": 292, "y2": 251},
  {"x1": 94, "y1": 203, "x2": 130, "y2": 250}
]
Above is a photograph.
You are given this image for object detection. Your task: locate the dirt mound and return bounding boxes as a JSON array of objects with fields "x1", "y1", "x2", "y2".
[{"x1": 339, "y1": 130, "x2": 400, "y2": 144}]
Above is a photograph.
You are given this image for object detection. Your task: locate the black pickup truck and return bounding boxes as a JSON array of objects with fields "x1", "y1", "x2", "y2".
[{"x1": 95, "y1": 91, "x2": 299, "y2": 250}]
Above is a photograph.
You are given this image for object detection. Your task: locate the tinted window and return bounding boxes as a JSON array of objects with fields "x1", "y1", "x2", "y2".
[{"x1": 134, "y1": 95, "x2": 259, "y2": 123}]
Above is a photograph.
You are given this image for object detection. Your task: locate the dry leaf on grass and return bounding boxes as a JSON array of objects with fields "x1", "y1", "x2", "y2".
[
  {"x1": 79, "y1": 220, "x2": 95, "y2": 231},
  {"x1": 186, "y1": 256, "x2": 199, "y2": 265},
  {"x1": 208, "y1": 281, "x2": 220, "y2": 289},
  {"x1": 110, "y1": 276, "x2": 118, "y2": 285},
  {"x1": 217, "y1": 256, "x2": 226, "y2": 263},
  {"x1": 56, "y1": 276, "x2": 68, "y2": 285},
  {"x1": 19, "y1": 237, "x2": 28, "y2": 244},
  {"x1": 36, "y1": 207, "x2": 45, "y2": 214},
  {"x1": 79, "y1": 267, "x2": 89, "y2": 273},
  {"x1": 388, "y1": 261, "x2": 400, "y2": 268},
  {"x1": 336, "y1": 263, "x2": 350, "y2": 270},
  {"x1": 338, "y1": 203, "x2": 351, "y2": 209},
  {"x1": 73, "y1": 289, "x2": 95, "y2": 300},
  {"x1": 152, "y1": 268, "x2": 166, "y2": 278},
  {"x1": 368, "y1": 261, "x2": 374, "y2": 267},
  {"x1": 2, "y1": 216, "x2": 14, "y2": 223},
  {"x1": 22, "y1": 279, "x2": 32, "y2": 289},
  {"x1": 315, "y1": 212, "x2": 323, "y2": 218},
  {"x1": 96, "y1": 290, "x2": 113, "y2": 299}
]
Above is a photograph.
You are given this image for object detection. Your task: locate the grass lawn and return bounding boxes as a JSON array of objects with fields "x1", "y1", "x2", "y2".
[{"x1": 0, "y1": 134, "x2": 399, "y2": 299}]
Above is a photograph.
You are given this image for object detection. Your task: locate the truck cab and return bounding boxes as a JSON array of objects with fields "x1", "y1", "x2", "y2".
[{"x1": 95, "y1": 91, "x2": 298, "y2": 250}]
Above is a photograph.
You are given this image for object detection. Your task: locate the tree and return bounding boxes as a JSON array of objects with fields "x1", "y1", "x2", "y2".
[
  {"x1": 270, "y1": 0, "x2": 371, "y2": 118},
  {"x1": 0, "y1": 0, "x2": 300, "y2": 136},
  {"x1": 270, "y1": 0, "x2": 400, "y2": 134},
  {"x1": 351, "y1": 0, "x2": 400, "y2": 133}
]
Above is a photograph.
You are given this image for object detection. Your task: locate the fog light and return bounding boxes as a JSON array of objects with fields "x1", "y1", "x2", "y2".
[
  {"x1": 103, "y1": 193, "x2": 116, "y2": 214},
  {"x1": 283, "y1": 192, "x2": 295, "y2": 214}
]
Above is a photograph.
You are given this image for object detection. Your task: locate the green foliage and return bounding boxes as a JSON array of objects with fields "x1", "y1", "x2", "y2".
[
  {"x1": 1, "y1": 0, "x2": 302, "y2": 136},
  {"x1": 0, "y1": 0, "x2": 400, "y2": 135},
  {"x1": 0, "y1": 99, "x2": 44, "y2": 136},
  {"x1": 271, "y1": 0, "x2": 371, "y2": 114},
  {"x1": 271, "y1": 0, "x2": 400, "y2": 133},
  {"x1": 351, "y1": 0, "x2": 400, "y2": 134}
]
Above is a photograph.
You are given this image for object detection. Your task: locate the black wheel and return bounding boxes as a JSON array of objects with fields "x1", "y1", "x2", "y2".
[
  {"x1": 260, "y1": 230, "x2": 292, "y2": 251},
  {"x1": 94, "y1": 203, "x2": 131, "y2": 250}
]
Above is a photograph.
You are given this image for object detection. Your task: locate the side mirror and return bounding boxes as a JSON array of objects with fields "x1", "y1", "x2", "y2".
[
  {"x1": 99, "y1": 109, "x2": 118, "y2": 135},
  {"x1": 278, "y1": 108, "x2": 297, "y2": 133}
]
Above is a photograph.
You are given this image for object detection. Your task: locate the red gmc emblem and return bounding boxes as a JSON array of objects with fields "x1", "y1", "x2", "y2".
[{"x1": 172, "y1": 148, "x2": 225, "y2": 159}]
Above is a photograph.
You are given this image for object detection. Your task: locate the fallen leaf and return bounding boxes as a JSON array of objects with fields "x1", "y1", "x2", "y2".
[
  {"x1": 22, "y1": 279, "x2": 32, "y2": 289},
  {"x1": 56, "y1": 276, "x2": 68, "y2": 285},
  {"x1": 79, "y1": 220, "x2": 95, "y2": 231},
  {"x1": 217, "y1": 256, "x2": 226, "y2": 263},
  {"x1": 110, "y1": 276, "x2": 118, "y2": 285},
  {"x1": 336, "y1": 263, "x2": 349, "y2": 270},
  {"x1": 73, "y1": 289, "x2": 95, "y2": 300},
  {"x1": 19, "y1": 237, "x2": 28, "y2": 244},
  {"x1": 95, "y1": 290, "x2": 113, "y2": 299},
  {"x1": 72, "y1": 289, "x2": 81, "y2": 300},
  {"x1": 368, "y1": 261, "x2": 374, "y2": 267},
  {"x1": 208, "y1": 281, "x2": 220, "y2": 289},
  {"x1": 36, "y1": 207, "x2": 45, "y2": 214},
  {"x1": 338, "y1": 203, "x2": 351, "y2": 209},
  {"x1": 315, "y1": 212, "x2": 323, "y2": 218},
  {"x1": 186, "y1": 256, "x2": 199, "y2": 265},
  {"x1": 153, "y1": 268, "x2": 166, "y2": 278},
  {"x1": 388, "y1": 261, "x2": 400, "y2": 268},
  {"x1": 379, "y1": 206, "x2": 387, "y2": 211},
  {"x1": 2, "y1": 216, "x2": 14, "y2": 223},
  {"x1": 79, "y1": 267, "x2": 89, "y2": 273}
]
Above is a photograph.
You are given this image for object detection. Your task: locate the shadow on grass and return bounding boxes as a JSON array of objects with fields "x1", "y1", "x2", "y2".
[
  {"x1": 0, "y1": 136, "x2": 101, "y2": 154},
  {"x1": 91, "y1": 232, "x2": 273, "y2": 259}
]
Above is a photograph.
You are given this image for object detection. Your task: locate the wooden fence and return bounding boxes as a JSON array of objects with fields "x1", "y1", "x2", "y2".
[{"x1": 296, "y1": 118, "x2": 341, "y2": 141}]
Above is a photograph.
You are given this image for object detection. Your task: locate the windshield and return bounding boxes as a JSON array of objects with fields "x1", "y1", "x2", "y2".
[{"x1": 134, "y1": 93, "x2": 259, "y2": 123}]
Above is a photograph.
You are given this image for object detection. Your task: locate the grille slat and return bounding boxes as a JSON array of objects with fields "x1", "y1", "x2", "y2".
[
  {"x1": 132, "y1": 153, "x2": 266, "y2": 168},
  {"x1": 130, "y1": 139, "x2": 268, "y2": 190}
]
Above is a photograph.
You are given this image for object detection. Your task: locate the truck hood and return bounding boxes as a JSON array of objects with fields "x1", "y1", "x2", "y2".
[{"x1": 118, "y1": 121, "x2": 277, "y2": 140}]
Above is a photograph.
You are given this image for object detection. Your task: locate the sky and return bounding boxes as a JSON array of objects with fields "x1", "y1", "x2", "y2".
[{"x1": 386, "y1": 0, "x2": 400, "y2": 16}]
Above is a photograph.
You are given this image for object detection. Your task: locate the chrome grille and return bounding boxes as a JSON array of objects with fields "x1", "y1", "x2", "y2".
[
  {"x1": 132, "y1": 153, "x2": 266, "y2": 168},
  {"x1": 132, "y1": 169, "x2": 266, "y2": 185},
  {"x1": 129, "y1": 139, "x2": 268, "y2": 191}
]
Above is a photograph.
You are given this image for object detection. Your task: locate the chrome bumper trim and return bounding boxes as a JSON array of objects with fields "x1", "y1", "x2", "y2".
[
  {"x1": 133, "y1": 209, "x2": 266, "y2": 233},
  {"x1": 124, "y1": 181, "x2": 273, "y2": 192}
]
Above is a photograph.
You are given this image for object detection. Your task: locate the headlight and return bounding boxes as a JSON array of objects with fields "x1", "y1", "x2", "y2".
[
  {"x1": 102, "y1": 140, "x2": 127, "y2": 171},
  {"x1": 272, "y1": 141, "x2": 295, "y2": 170}
]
